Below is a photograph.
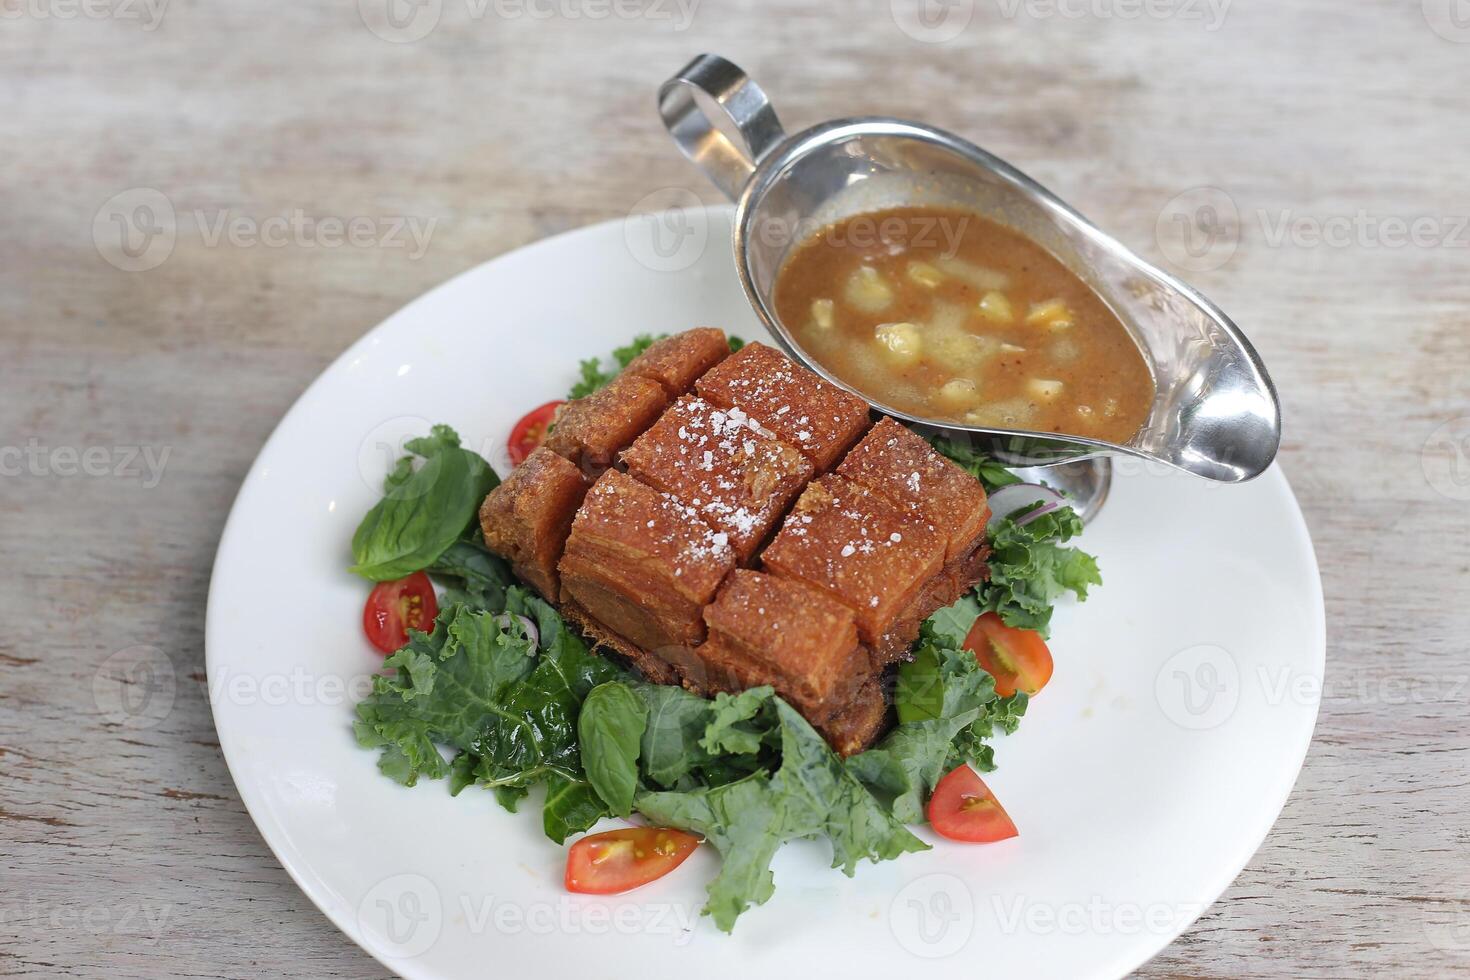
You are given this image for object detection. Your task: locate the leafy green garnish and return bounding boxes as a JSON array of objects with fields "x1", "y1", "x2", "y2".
[
  {"x1": 349, "y1": 425, "x2": 499, "y2": 582},
  {"x1": 635, "y1": 693, "x2": 926, "y2": 932},
  {"x1": 354, "y1": 596, "x2": 627, "y2": 842},
  {"x1": 978, "y1": 503, "x2": 1102, "y2": 636},
  {"x1": 578, "y1": 683, "x2": 646, "y2": 817}
]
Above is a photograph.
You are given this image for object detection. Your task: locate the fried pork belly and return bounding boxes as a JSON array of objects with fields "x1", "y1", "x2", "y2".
[
  {"x1": 689, "y1": 570, "x2": 868, "y2": 722},
  {"x1": 544, "y1": 371, "x2": 668, "y2": 477},
  {"x1": 476, "y1": 447, "x2": 589, "y2": 600},
  {"x1": 760, "y1": 474, "x2": 946, "y2": 646},
  {"x1": 480, "y1": 328, "x2": 997, "y2": 753},
  {"x1": 815, "y1": 678, "x2": 889, "y2": 757},
  {"x1": 621, "y1": 395, "x2": 813, "y2": 564},
  {"x1": 558, "y1": 469, "x2": 735, "y2": 663},
  {"x1": 837, "y1": 417, "x2": 992, "y2": 563},
  {"x1": 695, "y1": 341, "x2": 871, "y2": 471},
  {"x1": 623, "y1": 327, "x2": 730, "y2": 396}
]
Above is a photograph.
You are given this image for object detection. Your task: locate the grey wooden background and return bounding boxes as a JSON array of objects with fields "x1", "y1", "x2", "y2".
[{"x1": 4, "y1": 0, "x2": 1469, "y2": 976}]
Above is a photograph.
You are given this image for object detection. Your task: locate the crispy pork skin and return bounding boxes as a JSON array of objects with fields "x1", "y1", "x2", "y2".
[
  {"x1": 760, "y1": 474, "x2": 946, "y2": 646},
  {"x1": 544, "y1": 371, "x2": 668, "y2": 477},
  {"x1": 621, "y1": 395, "x2": 813, "y2": 564},
  {"x1": 694, "y1": 341, "x2": 871, "y2": 472},
  {"x1": 837, "y1": 417, "x2": 991, "y2": 563},
  {"x1": 623, "y1": 327, "x2": 730, "y2": 396}
]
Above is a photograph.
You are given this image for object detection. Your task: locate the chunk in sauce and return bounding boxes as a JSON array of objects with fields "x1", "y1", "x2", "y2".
[{"x1": 773, "y1": 207, "x2": 1154, "y2": 443}]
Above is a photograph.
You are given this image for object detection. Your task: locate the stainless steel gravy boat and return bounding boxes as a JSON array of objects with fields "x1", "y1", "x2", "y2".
[{"x1": 658, "y1": 54, "x2": 1280, "y2": 486}]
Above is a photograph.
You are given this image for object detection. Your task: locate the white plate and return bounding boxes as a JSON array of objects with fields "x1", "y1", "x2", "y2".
[{"x1": 207, "y1": 207, "x2": 1324, "y2": 980}]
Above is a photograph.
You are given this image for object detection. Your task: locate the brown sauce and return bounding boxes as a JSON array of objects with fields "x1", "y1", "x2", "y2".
[{"x1": 773, "y1": 206, "x2": 1154, "y2": 443}]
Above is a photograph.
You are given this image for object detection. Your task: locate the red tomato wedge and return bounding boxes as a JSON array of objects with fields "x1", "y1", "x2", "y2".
[
  {"x1": 508, "y1": 400, "x2": 564, "y2": 467},
  {"x1": 963, "y1": 612, "x2": 1054, "y2": 697},
  {"x1": 362, "y1": 571, "x2": 439, "y2": 655},
  {"x1": 927, "y1": 765, "x2": 1018, "y2": 843},
  {"x1": 565, "y1": 827, "x2": 700, "y2": 895}
]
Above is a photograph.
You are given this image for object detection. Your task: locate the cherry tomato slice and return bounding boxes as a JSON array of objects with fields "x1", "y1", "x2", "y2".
[
  {"x1": 508, "y1": 400, "x2": 565, "y2": 467},
  {"x1": 565, "y1": 827, "x2": 700, "y2": 895},
  {"x1": 927, "y1": 765, "x2": 1018, "y2": 843},
  {"x1": 362, "y1": 571, "x2": 439, "y2": 655},
  {"x1": 963, "y1": 612, "x2": 1054, "y2": 697}
]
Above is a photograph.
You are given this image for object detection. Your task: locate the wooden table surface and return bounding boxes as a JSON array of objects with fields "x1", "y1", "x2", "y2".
[{"x1": 4, "y1": 1, "x2": 1469, "y2": 976}]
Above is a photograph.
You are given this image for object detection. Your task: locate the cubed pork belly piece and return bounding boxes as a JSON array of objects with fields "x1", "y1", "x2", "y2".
[
  {"x1": 623, "y1": 327, "x2": 730, "y2": 396},
  {"x1": 621, "y1": 396, "x2": 813, "y2": 564},
  {"x1": 558, "y1": 469, "x2": 735, "y2": 664},
  {"x1": 543, "y1": 371, "x2": 668, "y2": 477},
  {"x1": 761, "y1": 474, "x2": 945, "y2": 647},
  {"x1": 688, "y1": 570, "x2": 868, "y2": 722},
  {"x1": 870, "y1": 541, "x2": 992, "y2": 668},
  {"x1": 477, "y1": 447, "x2": 590, "y2": 599},
  {"x1": 837, "y1": 417, "x2": 991, "y2": 563},
  {"x1": 815, "y1": 678, "x2": 889, "y2": 757},
  {"x1": 694, "y1": 341, "x2": 871, "y2": 472}
]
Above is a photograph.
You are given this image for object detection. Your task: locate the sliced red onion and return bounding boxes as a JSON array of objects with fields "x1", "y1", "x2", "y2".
[
  {"x1": 987, "y1": 483, "x2": 1067, "y2": 530},
  {"x1": 495, "y1": 613, "x2": 539, "y2": 648}
]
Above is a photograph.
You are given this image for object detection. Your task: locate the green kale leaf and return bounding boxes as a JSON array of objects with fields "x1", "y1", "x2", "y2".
[{"x1": 979, "y1": 503, "x2": 1102, "y2": 636}]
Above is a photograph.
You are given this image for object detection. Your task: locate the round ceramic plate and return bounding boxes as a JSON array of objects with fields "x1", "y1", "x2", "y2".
[{"x1": 207, "y1": 207, "x2": 1324, "y2": 980}]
